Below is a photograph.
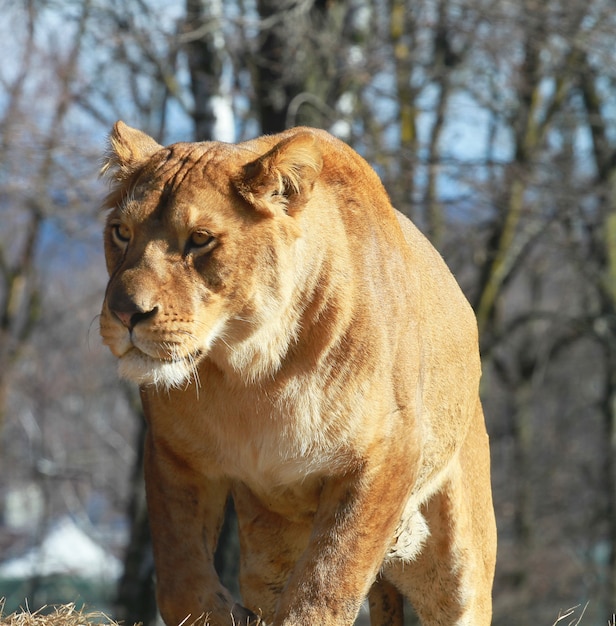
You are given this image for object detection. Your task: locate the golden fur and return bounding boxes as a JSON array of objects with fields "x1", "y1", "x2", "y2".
[{"x1": 100, "y1": 121, "x2": 496, "y2": 626}]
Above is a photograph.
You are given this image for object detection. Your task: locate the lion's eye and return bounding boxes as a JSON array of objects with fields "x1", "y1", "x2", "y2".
[
  {"x1": 111, "y1": 223, "x2": 131, "y2": 246},
  {"x1": 187, "y1": 231, "x2": 215, "y2": 252}
]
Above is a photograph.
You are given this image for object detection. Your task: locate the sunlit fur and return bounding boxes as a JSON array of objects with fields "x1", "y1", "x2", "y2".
[{"x1": 99, "y1": 121, "x2": 497, "y2": 626}]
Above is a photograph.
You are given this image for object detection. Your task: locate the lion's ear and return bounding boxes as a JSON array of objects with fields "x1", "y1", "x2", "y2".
[
  {"x1": 235, "y1": 132, "x2": 323, "y2": 217},
  {"x1": 101, "y1": 121, "x2": 162, "y2": 181}
]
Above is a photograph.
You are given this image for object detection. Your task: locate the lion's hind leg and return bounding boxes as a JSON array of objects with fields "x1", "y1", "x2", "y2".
[{"x1": 383, "y1": 414, "x2": 496, "y2": 626}]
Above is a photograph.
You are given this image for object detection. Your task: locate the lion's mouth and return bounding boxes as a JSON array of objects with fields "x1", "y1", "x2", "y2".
[
  {"x1": 132, "y1": 346, "x2": 203, "y2": 363},
  {"x1": 117, "y1": 346, "x2": 204, "y2": 389}
]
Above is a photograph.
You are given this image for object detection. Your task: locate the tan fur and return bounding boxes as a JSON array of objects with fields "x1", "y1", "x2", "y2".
[{"x1": 100, "y1": 121, "x2": 497, "y2": 626}]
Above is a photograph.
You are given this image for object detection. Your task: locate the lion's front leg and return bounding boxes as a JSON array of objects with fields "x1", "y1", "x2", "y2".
[
  {"x1": 273, "y1": 463, "x2": 413, "y2": 626},
  {"x1": 144, "y1": 433, "x2": 257, "y2": 626}
]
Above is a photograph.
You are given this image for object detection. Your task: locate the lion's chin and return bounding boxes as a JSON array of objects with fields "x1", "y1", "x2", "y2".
[{"x1": 117, "y1": 348, "x2": 199, "y2": 389}]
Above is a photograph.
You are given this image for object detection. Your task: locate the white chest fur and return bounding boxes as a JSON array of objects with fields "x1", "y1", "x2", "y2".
[{"x1": 210, "y1": 374, "x2": 354, "y2": 490}]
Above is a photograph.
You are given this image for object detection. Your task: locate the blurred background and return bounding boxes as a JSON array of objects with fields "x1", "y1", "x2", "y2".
[{"x1": 0, "y1": 0, "x2": 615, "y2": 624}]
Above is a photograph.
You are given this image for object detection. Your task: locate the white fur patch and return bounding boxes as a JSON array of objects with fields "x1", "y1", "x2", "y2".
[
  {"x1": 117, "y1": 317, "x2": 228, "y2": 390},
  {"x1": 117, "y1": 349, "x2": 197, "y2": 389},
  {"x1": 385, "y1": 503, "x2": 430, "y2": 563}
]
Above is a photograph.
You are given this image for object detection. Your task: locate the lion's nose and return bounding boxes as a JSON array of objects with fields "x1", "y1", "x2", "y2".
[
  {"x1": 107, "y1": 280, "x2": 159, "y2": 330},
  {"x1": 112, "y1": 306, "x2": 158, "y2": 330}
]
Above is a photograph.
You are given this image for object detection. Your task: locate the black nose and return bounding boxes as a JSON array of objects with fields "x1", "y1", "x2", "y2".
[
  {"x1": 107, "y1": 287, "x2": 158, "y2": 330},
  {"x1": 113, "y1": 306, "x2": 158, "y2": 330}
]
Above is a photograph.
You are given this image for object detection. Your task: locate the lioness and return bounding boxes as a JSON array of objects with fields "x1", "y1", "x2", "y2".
[{"x1": 100, "y1": 122, "x2": 496, "y2": 626}]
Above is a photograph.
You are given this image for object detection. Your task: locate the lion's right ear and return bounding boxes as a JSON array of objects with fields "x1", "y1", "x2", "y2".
[
  {"x1": 234, "y1": 132, "x2": 323, "y2": 217},
  {"x1": 100, "y1": 121, "x2": 162, "y2": 181}
]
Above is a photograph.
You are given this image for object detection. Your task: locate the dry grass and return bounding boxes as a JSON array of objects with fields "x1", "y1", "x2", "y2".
[
  {"x1": 0, "y1": 602, "x2": 121, "y2": 626},
  {"x1": 551, "y1": 602, "x2": 616, "y2": 626},
  {"x1": 1, "y1": 601, "x2": 613, "y2": 626},
  {"x1": 551, "y1": 603, "x2": 588, "y2": 626}
]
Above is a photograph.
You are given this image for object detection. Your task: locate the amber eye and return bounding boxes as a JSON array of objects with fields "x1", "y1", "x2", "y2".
[
  {"x1": 111, "y1": 222, "x2": 131, "y2": 247},
  {"x1": 187, "y1": 231, "x2": 215, "y2": 252}
]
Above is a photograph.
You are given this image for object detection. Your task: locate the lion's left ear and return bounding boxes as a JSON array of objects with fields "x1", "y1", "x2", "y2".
[
  {"x1": 235, "y1": 132, "x2": 323, "y2": 217},
  {"x1": 101, "y1": 120, "x2": 163, "y2": 182}
]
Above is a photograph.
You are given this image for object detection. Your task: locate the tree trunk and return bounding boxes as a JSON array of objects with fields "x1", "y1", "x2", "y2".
[
  {"x1": 184, "y1": 0, "x2": 224, "y2": 141},
  {"x1": 578, "y1": 52, "x2": 616, "y2": 610},
  {"x1": 114, "y1": 416, "x2": 158, "y2": 626},
  {"x1": 254, "y1": 0, "x2": 296, "y2": 134},
  {"x1": 389, "y1": 0, "x2": 418, "y2": 221}
]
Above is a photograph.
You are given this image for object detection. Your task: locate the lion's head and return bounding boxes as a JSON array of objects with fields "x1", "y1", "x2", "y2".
[{"x1": 100, "y1": 122, "x2": 323, "y2": 388}]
